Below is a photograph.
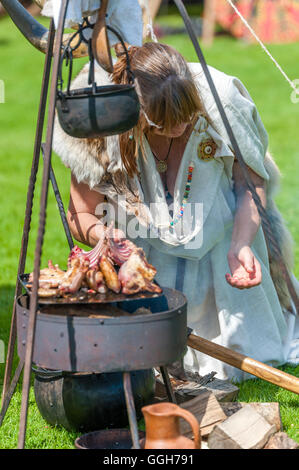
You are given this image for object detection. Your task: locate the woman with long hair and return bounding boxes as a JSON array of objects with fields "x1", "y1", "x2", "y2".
[{"x1": 55, "y1": 42, "x2": 299, "y2": 381}]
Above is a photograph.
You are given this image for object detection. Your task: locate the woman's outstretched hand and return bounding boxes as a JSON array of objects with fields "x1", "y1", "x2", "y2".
[{"x1": 226, "y1": 246, "x2": 262, "y2": 289}]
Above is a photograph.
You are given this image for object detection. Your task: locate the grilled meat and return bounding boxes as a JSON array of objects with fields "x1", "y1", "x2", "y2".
[
  {"x1": 99, "y1": 254, "x2": 121, "y2": 293},
  {"x1": 28, "y1": 225, "x2": 161, "y2": 298},
  {"x1": 37, "y1": 287, "x2": 61, "y2": 298},
  {"x1": 106, "y1": 224, "x2": 136, "y2": 266},
  {"x1": 28, "y1": 260, "x2": 66, "y2": 288},
  {"x1": 118, "y1": 248, "x2": 162, "y2": 295},
  {"x1": 68, "y1": 233, "x2": 108, "y2": 269},
  {"x1": 85, "y1": 268, "x2": 107, "y2": 294},
  {"x1": 59, "y1": 258, "x2": 90, "y2": 294},
  {"x1": 28, "y1": 258, "x2": 90, "y2": 296}
]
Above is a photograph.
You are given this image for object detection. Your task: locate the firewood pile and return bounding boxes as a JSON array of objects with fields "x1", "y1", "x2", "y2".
[{"x1": 155, "y1": 372, "x2": 299, "y2": 449}]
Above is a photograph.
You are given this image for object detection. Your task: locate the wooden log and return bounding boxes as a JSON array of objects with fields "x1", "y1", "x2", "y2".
[
  {"x1": 188, "y1": 334, "x2": 299, "y2": 395},
  {"x1": 208, "y1": 405, "x2": 276, "y2": 449},
  {"x1": 179, "y1": 391, "x2": 227, "y2": 438},
  {"x1": 198, "y1": 377, "x2": 239, "y2": 402},
  {"x1": 220, "y1": 402, "x2": 282, "y2": 432},
  {"x1": 155, "y1": 374, "x2": 239, "y2": 404},
  {"x1": 264, "y1": 432, "x2": 299, "y2": 449}
]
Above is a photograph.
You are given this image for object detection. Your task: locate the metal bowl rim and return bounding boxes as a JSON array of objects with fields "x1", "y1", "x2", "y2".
[{"x1": 17, "y1": 290, "x2": 187, "y2": 326}]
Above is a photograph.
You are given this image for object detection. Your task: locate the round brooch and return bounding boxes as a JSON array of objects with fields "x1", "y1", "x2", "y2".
[
  {"x1": 156, "y1": 160, "x2": 168, "y2": 173},
  {"x1": 198, "y1": 139, "x2": 217, "y2": 161}
]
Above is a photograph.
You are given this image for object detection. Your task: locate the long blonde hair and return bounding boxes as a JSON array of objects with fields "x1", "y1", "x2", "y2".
[{"x1": 112, "y1": 42, "x2": 208, "y2": 177}]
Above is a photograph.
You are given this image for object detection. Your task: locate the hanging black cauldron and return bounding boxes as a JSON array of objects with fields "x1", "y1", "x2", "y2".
[
  {"x1": 56, "y1": 21, "x2": 140, "y2": 138},
  {"x1": 33, "y1": 366, "x2": 155, "y2": 432}
]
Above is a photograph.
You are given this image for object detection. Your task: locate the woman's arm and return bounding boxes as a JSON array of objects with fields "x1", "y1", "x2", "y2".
[
  {"x1": 67, "y1": 174, "x2": 107, "y2": 247},
  {"x1": 226, "y1": 160, "x2": 266, "y2": 289}
]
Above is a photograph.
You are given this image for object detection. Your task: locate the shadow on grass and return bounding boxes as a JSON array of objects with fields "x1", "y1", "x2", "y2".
[
  {"x1": 0, "y1": 284, "x2": 22, "y2": 386},
  {"x1": 0, "y1": 38, "x2": 10, "y2": 46},
  {"x1": 0, "y1": 284, "x2": 15, "y2": 313}
]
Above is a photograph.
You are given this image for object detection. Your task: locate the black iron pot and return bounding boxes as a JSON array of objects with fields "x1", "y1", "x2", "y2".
[
  {"x1": 33, "y1": 367, "x2": 155, "y2": 432},
  {"x1": 56, "y1": 22, "x2": 140, "y2": 138},
  {"x1": 56, "y1": 83, "x2": 140, "y2": 138}
]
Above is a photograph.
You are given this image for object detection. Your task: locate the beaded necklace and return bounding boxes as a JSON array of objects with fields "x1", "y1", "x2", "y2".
[{"x1": 169, "y1": 161, "x2": 195, "y2": 227}]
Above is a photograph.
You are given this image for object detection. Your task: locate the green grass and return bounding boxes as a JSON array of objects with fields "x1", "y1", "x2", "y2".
[
  {"x1": 0, "y1": 15, "x2": 299, "y2": 448},
  {"x1": 0, "y1": 385, "x2": 80, "y2": 449}
]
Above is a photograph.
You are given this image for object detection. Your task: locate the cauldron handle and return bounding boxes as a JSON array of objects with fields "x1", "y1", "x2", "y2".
[{"x1": 106, "y1": 25, "x2": 135, "y2": 84}]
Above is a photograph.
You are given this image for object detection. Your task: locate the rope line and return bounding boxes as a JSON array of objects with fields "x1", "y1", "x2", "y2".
[{"x1": 225, "y1": 0, "x2": 299, "y2": 96}]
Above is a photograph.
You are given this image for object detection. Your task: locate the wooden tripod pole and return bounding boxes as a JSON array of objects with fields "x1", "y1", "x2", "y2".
[{"x1": 187, "y1": 334, "x2": 299, "y2": 394}]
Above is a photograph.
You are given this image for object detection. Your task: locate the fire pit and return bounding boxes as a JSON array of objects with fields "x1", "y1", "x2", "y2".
[
  {"x1": 16, "y1": 287, "x2": 187, "y2": 373},
  {"x1": 16, "y1": 287, "x2": 187, "y2": 448}
]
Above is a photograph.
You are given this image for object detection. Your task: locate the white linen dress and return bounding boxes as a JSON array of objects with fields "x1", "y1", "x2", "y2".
[
  {"x1": 107, "y1": 62, "x2": 299, "y2": 382},
  {"x1": 53, "y1": 58, "x2": 299, "y2": 382}
]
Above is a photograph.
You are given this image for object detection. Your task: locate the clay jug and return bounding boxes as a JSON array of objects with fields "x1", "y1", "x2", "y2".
[{"x1": 142, "y1": 402, "x2": 201, "y2": 449}]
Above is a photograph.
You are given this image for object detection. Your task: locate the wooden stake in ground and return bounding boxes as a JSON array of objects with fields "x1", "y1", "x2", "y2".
[
  {"x1": 148, "y1": 0, "x2": 163, "y2": 20},
  {"x1": 141, "y1": 0, "x2": 163, "y2": 39},
  {"x1": 202, "y1": 0, "x2": 216, "y2": 46}
]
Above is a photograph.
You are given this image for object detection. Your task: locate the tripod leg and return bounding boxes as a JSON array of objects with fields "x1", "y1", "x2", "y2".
[
  {"x1": 160, "y1": 366, "x2": 177, "y2": 404},
  {"x1": 41, "y1": 144, "x2": 74, "y2": 250},
  {"x1": 18, "y1": 2, "x2": 69, "y2": 449},
  {"x1": 1, "y1": 309, "x2": 17, "y2": 406},
  {"x1": 123, "y1": 372, "x2": 141, "y2": 449},
  {"x1": 0, "y1": 361, "x2": 24, "y2": 427},
  {"x1": 1, "y1": 11, "x2": 56, "y2": 406}
]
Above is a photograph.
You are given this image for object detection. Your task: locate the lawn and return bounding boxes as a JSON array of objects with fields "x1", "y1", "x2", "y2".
[{"x1": 0, "y1": 12, "x2": 299, "y2": 448}]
